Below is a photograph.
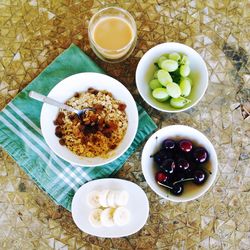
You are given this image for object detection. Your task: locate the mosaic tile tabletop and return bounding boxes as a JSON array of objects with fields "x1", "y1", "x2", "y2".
[{"x1": 0, "y1": 0, "x2": 249, "y2": 249}]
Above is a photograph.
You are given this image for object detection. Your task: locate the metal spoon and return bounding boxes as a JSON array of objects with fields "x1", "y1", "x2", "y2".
[{"x1": 29, "y1": 91, "x2": 95, "y2": 119}]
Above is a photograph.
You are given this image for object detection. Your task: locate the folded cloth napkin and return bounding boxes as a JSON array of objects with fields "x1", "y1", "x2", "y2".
[{"x1": 0, "y1": 44, "x2": 157, "y2": 211}]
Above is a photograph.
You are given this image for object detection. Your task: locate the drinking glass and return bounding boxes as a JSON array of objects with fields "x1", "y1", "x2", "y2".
[{"x1": 88, "y1": 7, "x2": 137, "y2": 63}]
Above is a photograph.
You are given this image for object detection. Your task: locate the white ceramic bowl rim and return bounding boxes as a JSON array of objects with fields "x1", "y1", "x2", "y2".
[
  {"x1": 136, "y1": 42, "x2": 209, "y2": 113},
  {"x1": 141, "y1": 125, "x2": 218, "y2": 202}
]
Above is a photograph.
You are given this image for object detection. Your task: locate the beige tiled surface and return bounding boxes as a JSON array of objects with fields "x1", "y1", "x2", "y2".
[{"x1": 0, "y1": 0, "x2": 250, "y2": 249}]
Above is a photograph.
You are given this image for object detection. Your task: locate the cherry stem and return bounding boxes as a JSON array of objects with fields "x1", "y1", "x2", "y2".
[
  {"x1": 157, "y1": 181, "x2": 173, "y2": 190},
  {"x1": 202, "y1": 168, "x2": 212, "y2": 175},
  {"x1": 173, "y1": 178, "x2": 194, "y2": 185}
]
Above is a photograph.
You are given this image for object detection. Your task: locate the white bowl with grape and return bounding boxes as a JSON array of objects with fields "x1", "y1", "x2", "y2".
[{"x1": 136, "y1": 42, "x2": 208, "y2": 112}]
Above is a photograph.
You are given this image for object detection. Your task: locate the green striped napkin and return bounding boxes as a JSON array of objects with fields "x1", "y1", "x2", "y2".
[{"x1": 0, "y1": 44, "x2": 157, "y2": 211}]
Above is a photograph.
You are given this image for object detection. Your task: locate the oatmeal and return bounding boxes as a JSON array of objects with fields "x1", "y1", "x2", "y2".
[{"x1": 54, "y1": 88, "x2": 128, "y2": 158}]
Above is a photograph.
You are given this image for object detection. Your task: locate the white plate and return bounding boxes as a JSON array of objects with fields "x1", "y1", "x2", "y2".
[
  {"x1": 40, "y1": 72, "x2": 138, "y2": 167},
  {"x1": 71, "y1": 178, "x2": 149, "y2": 238}
]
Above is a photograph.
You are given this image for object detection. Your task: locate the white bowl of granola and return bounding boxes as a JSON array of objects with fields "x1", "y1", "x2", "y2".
[{"x1": 40, "y1": 72, "x2": 138, "y2": 167}]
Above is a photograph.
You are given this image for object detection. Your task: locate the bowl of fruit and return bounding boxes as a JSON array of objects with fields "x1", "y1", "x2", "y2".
[
  {"x1": 136, "y1": 42, "x2": 208, "y2": 112},
  {"x1": 141, "y1": 125, "x2": 218, "y2": 202}
]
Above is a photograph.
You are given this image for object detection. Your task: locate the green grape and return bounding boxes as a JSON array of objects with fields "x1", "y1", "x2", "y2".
[
  {"x1": 169, "y1": 52, "x2": 181, "y2": 61},
  {"x1": 149, "y1": 79, "x2": 162, "y2": 90},
  {"x1": 157, "y1": 56, "x2": 167, "y2": 67},
  {"x1": 180, "y1": 64, "x2": 190, "y2": 77},
  {"x1": 179, "y1": 77, "x2": 191, "y2": 97},
  {"x1": 181, "y1": 77, "x2": 192, "y2": 86},
  {"x1": 166, "y1": 82, "x2": 181, "y2": 98},
  {"x1": 152, "y1": 88, "x2": 169, "y2": 102},
  {"x1": 170, "y1": 97, "x2": 191, "y2": 108},
  {"x1": 160, "y1": 59, "x2": 178, "y2": 72},
  {"x1": 180, "y1": 55, "x2": 190, "y2": 65},
  {"x1": 157, "y1": 70, "x2": 173, "y2": 86},
  {"x1": 154, "y1": 69, "x2": 160, "y2": 78}
]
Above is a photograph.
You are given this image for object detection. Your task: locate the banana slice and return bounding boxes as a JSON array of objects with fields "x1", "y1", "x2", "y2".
[
  {"x1": 88, "y1": 208, "x2": 103, "y2": 227},
  {"x1": 87, "y1": 190, "x2": 101, "y2": 208},
  {"x1": 114, "y1": 190, "x2": 129, "y2": 206},
  {"x1": 100, "y1": 207, "x2": 115, "y2": 227},
  {"x1": 107, "y1": 191, "x2": 116, "y2": 207},
  {"x1": 113, "y1": 207, "x2": 130, "y2": 226},
  {"x1": 99, "y1": 189, "x2": 110, "y2": 207}
]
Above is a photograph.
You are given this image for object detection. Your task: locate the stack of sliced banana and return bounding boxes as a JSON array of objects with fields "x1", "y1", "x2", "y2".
[{"x1": 87, "y1": 189, "x2": 130, "y2": 227}]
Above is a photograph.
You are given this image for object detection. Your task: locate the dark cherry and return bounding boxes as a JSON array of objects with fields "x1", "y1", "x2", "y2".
[
  {"x1": 163, "y1": 179, "x2": 174, "y2": 188},
  {"x1": 184, "y1": 163, "x2": 196, "y2": 178},
  {"x1": 166, "y1": 150, "x2": 174, "y2": 159},
  {"x1": 162, "y1": 139, "x2": 176, "y2": 150},
  {"x1": 155, "y1": 171, "x2": 168, "y2": 183},
  {"x1": 193, "y1": 169, "x2": 207, "y2": 185},
  {"x1": 154, "y1": 138, "x2": 210, "y2": 196},
  {"x1": 170, "y1": 183, "x2": 184, "y2": 195},
  {"x1": 193, "y1": 147, "x2": 208, "y2": 163},
  {"x1": 173, "y1": 171, "x2": 185, "y2": 183},
  {"x1": 179, "y1": 139, "x2": 193, "y2": 153},
  {"x1": 152, "y1": 149, "x2": 169, "y2": 165},
  {"x1": 176, "y1": 158, "x2": 190, "y2": 171},
  {"x1": 160, "y1": 159, "x2": 175, "y2": 174}
]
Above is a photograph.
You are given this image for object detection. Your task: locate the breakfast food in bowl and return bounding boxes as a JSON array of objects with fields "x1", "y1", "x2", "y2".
[
  {"x1": 141, "y1": 125, "x2": 218, "y2": 202},
  {"x1": 71, "y1": 178, "x2": 149, "y2": 237},
  {"x1": 136, "y1": 42, "x2": 208, "y2": 113},
  {"x1": 87, "y1": 188, "x2": 130, "y2": 227},
  {"x1": 153, "y1": 138, "x2": 210, "y2": 196},
  {"x1": 40, "y1": 72, "x2": 138, "y2": 167},
  {"x1": 54, "y1": 88, "x2": 128, "y2": 158}
]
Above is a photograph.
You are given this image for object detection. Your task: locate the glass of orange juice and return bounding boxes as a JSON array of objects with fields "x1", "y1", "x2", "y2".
[{"x1": 88, "y1": 7, "x2": 137, "y2": 63}]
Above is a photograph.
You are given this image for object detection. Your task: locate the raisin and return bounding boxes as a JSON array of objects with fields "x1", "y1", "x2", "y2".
[
  {"x1": 69, "y1": 113, "x2": 77, "y2": 121},
  {"x1": 88, "y1": 88, "x2": 99, "y2": 95},
  {"x1": 81, "y1": 137, "x2": 88, "y2": 144},
  {"x1": 108, "y1": 120, "x2": 118, "y2": 130},
  {"x1": 59, "y1": 139, "x2": 65, "y2": 145},
  {"x1": 54, "y1": 112, "x2": 65, "y2": 125},
  {"x1": 84, "y1": 124, "x2": 98, "y2": 135},
  {"x1": 72, "y1": 118, "x2": 79, "y2": 125},
  {"x1": 74, "y1": 92, "x2": 80, "y2": 98},
  {"x1": 104, "y1": 123, "x2": 110, "y2": 129},
  {"x1": 55, "y1": 126, "x2": 63, "y2": 138},
  {"x1": 104, "y1": 91, "x2": 113, "y2": 97},
  {"x1": 89, "y1": 114, "x2": 98, "y2": 123},
  {"x1": 78, "y1": 124, "x2": 85, "y2": 132},
  {"x1": 109, "y1": 144, "x2": 117, "y2": 149},
  {"x1": 92, "y1": 136, "x2": 99, "y2": 144},
  {"x1": 118, "y1": 103, "x2": 127, "y2": 111},
  {"x1": 93, "y1": 104, "x2": 104, "y2": 113},
  {"x1": 103, "y1": 131, "x2": 112, "y2": 138}
]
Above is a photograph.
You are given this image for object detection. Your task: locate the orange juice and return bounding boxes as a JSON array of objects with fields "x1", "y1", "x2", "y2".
[{"x1": 93, "y1": 17, "x2": 133, "y2": 51}]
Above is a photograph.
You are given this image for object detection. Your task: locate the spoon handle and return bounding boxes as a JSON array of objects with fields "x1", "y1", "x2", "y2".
[{"x1": 29, "y1": 91, "x2": 76, "y2": 113}]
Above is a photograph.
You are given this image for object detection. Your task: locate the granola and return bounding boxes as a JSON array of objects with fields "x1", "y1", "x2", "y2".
[{"x1": 54, "y1": 88, "x2": 128, "y2": 158}]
